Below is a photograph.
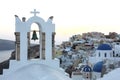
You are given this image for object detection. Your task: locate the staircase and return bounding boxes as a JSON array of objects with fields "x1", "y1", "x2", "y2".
[{"x1": 0, "y1": 59, "x2": 10, "y2": 75}]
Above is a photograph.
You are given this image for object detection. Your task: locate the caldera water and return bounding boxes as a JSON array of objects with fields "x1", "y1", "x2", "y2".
[{"x1": 0, "y1": 50, "x2": 14, "y2": 63}]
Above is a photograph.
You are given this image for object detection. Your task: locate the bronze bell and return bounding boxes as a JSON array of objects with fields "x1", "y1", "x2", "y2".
[{"x1": 31, "y1": 30, "x2": 38, "y2": 41}]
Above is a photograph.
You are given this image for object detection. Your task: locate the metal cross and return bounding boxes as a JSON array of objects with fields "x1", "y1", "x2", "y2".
[{"x1": 30, "y1": 9, "x2": 40, "y2": 16}]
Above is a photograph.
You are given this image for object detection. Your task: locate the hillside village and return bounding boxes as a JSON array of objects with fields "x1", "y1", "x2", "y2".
[
  {"x1": 1, "y1": 31, "x2": 120, "y2": 80},
  {"x1": 55, "y1": 32, "x2": 120, "y2": 80}
]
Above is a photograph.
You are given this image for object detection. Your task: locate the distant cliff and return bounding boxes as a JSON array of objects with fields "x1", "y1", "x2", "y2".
[{"x1": 0, "y1": 39, "x2": 15, "y2": 51}]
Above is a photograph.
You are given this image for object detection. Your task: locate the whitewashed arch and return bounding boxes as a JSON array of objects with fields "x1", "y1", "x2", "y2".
[
  {"x1": 27, "y1": 16, "x2": 45, "y2": 32},
  {"x1": 26, "y1": 16, "x2": 46, "y2": 59}
]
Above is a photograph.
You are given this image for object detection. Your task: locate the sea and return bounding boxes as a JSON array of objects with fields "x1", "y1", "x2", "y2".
[{"x1": 0, "y1": 50, "x2": 14, "y2": 63}]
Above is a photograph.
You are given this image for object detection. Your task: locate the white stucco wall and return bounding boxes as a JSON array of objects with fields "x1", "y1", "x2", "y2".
[
  {"x1": 96, "y1": 50, "x2": 112, "y2": 58},
  {"x1": 0, "y1": 60, "x2": 71, "y2": 80},
  {"x1": 114, "y1": 45, "x2": 120, "y2": 56},
  {"x1": 92, "y1": 72, "x2": 101, "y2": 80}
]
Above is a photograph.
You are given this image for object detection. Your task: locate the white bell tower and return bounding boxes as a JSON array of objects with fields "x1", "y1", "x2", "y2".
[
  {"x1": 0, "y1": 9, "x2": 64, "y2": 80},
  {"x1": 15, "y1": 9, "x2": 55, "y2": 61}
]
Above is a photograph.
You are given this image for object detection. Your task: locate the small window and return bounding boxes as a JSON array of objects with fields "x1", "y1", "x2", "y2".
[
  {"x1": 86, "y1": 73, "x2": 88, "y2": 78},
  {"x1": 116, "y1": 54, "x2": 119, "y2": 57}
]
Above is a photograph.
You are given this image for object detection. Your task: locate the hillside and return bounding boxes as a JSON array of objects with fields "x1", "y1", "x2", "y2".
[{"x1": 0, "y1": 39, "x2": 15, "y2": 51}]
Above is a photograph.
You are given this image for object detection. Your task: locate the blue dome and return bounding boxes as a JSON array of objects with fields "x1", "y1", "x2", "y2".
[
  {"x1": 93, "y1": 61, "x2": 103, "y2": 72},
  {"x1": 83, "y1": 65, "x2": 92, "y2": 72},
  {"x1": 97, "y1": 44, "x2": 112, "y2": 50}
]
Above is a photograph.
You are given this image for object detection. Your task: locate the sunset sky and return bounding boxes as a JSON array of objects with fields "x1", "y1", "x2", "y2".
[{"x1": 0, "y1": 0, "x2": 120, "y2": 44}]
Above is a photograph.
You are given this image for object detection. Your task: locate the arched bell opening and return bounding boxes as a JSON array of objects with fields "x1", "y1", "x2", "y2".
[{"x1": 28, "y1": 23, "x2": 40, "y2": 59}]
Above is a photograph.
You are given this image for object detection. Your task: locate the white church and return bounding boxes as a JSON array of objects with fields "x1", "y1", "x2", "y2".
[
  {"x1": 0, "y1": 9, "x2": 72, "y2": 80},
  {"x1": 90, "y1": 43, "x2": 120, "y2": 63},
  {"x1": 71, "y1": 43, "x2": 120, "y2": 80}
]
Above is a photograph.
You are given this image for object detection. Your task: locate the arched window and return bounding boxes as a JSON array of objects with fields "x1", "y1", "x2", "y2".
[
  {"x1": 104, "y1": 53, "x2": 107, "y2": 57},
  {"x1": 113, "y1": 51, "x2": 115, "y2": 57},
  {"x1": 99, "y1": 52, "x2": 101, "y2": 57},
  {"x1": 28, "y1": 23, "x2": 40, "y2": 60}
]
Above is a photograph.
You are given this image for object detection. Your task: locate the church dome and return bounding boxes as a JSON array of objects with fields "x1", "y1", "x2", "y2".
[
  {"x1": 93, "y1": 61, "x2": 103, "y2": 72},
  {"x1": 97, "y1": 44, "x2": 112, "y2": 50},
  {"x1": 3, "y1": 63, "x2": 71, "y2": 80},
  {"x1": 83, "y1": 65, "x2": 92, "y2": 72}
]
